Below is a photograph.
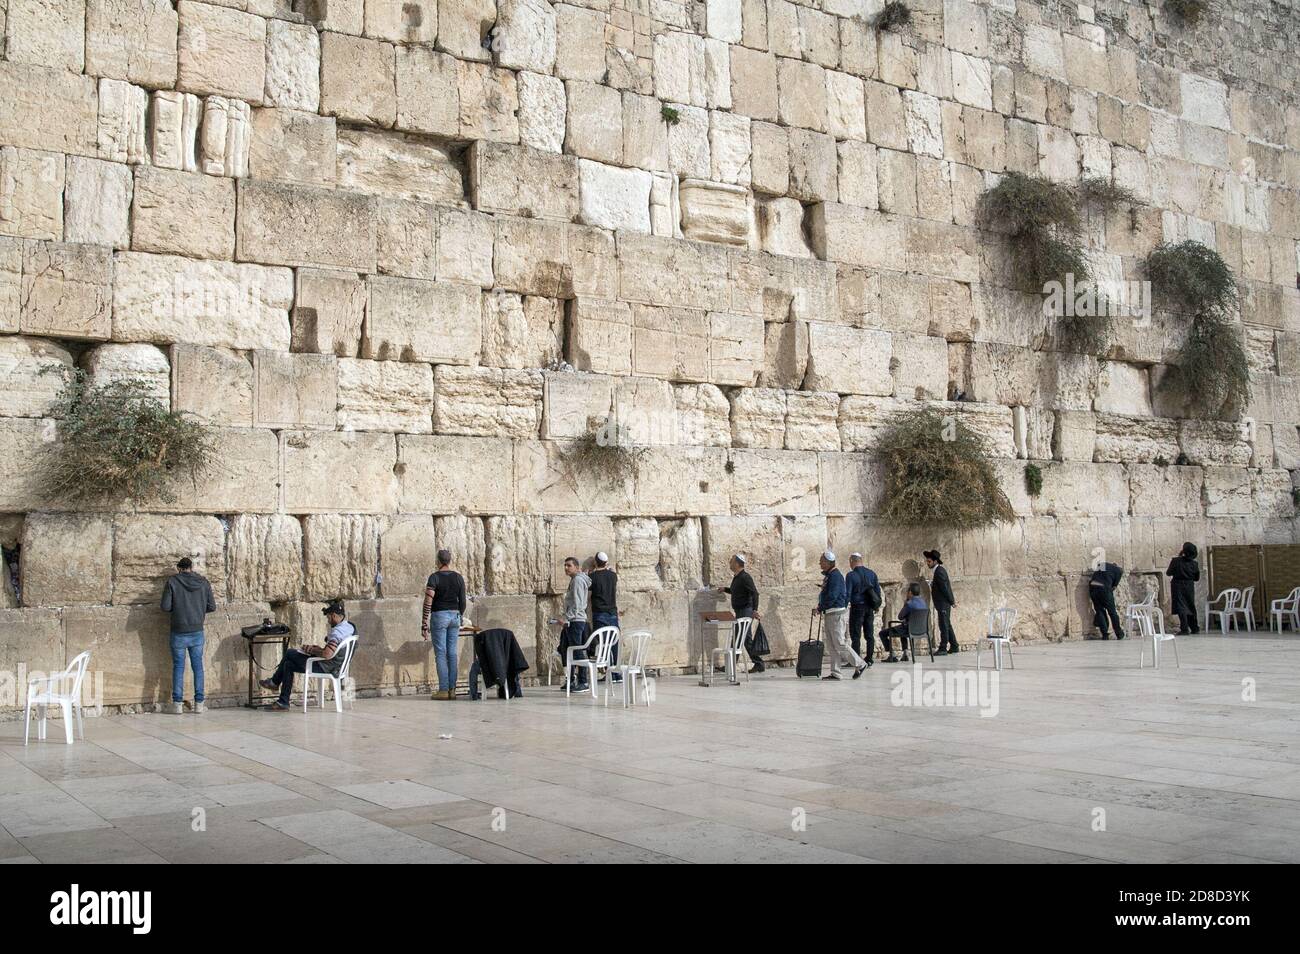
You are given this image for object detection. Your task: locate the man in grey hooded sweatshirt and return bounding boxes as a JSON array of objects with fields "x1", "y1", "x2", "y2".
[{"x1": 160, "y1": 557, "x2": 215, "y2": 714}]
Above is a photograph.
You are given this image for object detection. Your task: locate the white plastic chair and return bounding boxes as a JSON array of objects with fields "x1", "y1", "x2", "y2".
[
  {"x1": 1205, "y1": 588, "x2": 1242, "y2": 635},
  {"x1": 303, "y1": 635, "x2": 359, "y2": 712},
  {"x1": 1231, "y1": 586, "x2": 1256, "y2": 632},
  {"x1": 565, "y1": 626, "x2": 619, "y2": 701},
  {"x1": 25, "y1": 651, "x2": 92, "y2": 745},
  {"x1": 1125, "y1": 588, "x2": 1157, "y2": 640},
  {"x1": 1135, "y1": 605, "x2": 1179, "y2": 669},
  {"x1": 1270, "y1": 587, "x2": 1300, "y2": 633},
  {"x1": 977, "y1": 607, "x2": 1017, "y2": 671},
  {"x1": 607, "y1": 630, "x2": 652, "y2": 708},
  {"x1": 708, "y1": 617, "x2": 753, "y2": 686}
]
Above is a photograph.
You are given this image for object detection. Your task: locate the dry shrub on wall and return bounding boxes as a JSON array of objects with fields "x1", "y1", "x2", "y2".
[
  {"x1": 1166, "y1": 0, "x2": 1208, "y2": 26},
  {"x1": 41, "y1": 369, "x2": 215, "y2": 504},
  {"x1": 559, "y1": 417, "x2": 638, "y2": 489},
  {"x1": 875, "y1": 408, "x2": 1015, "y2": 531},
  {"x1": 874, "y1": 1, "x2": 912, "y2": 31},
  {"x1": 1145, "y1": 240, "x2": 1248, "y2": 417}
]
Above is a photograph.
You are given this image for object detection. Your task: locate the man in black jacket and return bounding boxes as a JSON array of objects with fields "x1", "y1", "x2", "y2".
[
  {"x1": 718, "y1": 554, "x2": 764, "y2": 673},
  {"x1": 589, "y1": 551, "x2": 620, "y2": 675},
  {"x1": 1090, "y1": 561, "x2": 1125, "y2": 640},
  {"x1": 924, "y1": 550, "x2": 958, "y2": 655},
  {"x1": 160, "y1": 557, "x2": 216, "y2": 714}
]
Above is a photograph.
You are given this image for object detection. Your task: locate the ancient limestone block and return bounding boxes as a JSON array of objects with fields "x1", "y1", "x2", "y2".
[
  {"x1": 375, "y1": 197, "x2": 436, "y2": 279},
  {"x1": 253, "y1": 351, "x2": 337, "y2": 429},
  {"x1": 569, "y1": 223, "x2": 618, "y2": 300},
  {"x1": 835, "y1": 140, "x2": 879, "y2": 211},
  {"x1": 458, "y1": 61, "x2": 520, "y2": 144},
  {"x1": 540, "y1": 371, "x2": 615, "y2": 442},
  {"x1": 363, "y1": 276, "x2": 480, "y2": 364},
  {"x1": 378, "y1": 514, "x2": 437, "y2": 598},
  {"x1": 578, "y1": 159, "x2": 652, "y2": 233},
  {"x1": 1203, "y1": 466, "x2": 1251, "y2": 516},
  {"x1": 905, "y1": 219, "x2": 979, "y2": 283},
  {"x1": 730, "y1": 249, "x2": 836, "y2": 322},
  {"x1": 0, "y1": 62, "x2": 98, "y2": 157},
  {"x1": 608, "y1": 376, "x2": 678, "y2": 448},
  {"x1": 728, "y1": 46, "x2": 777, "y2": 123},
  {"x1": 320, "y1": 31, "x2": 396, "y2": 125},
  {"x1": 804, "y1": 322, "x2": 892, "y2": 395},
  {"x1": 363, "y1": 0, "x2": 436, "y2": 42},
  {"x1": 1128, "y1": 465, "x2": 1203, "y2": 517},
  {"x1": 565, "y1": 80, "x2": 623, "y2": 164},
  {"x1": 0, "y1": 418, "x2": 52, "y2": 512},
  {"x1": 433, "y1": 365, "x2": 542, "y2": 439},
  {"x1": 20, "y1": 513, "x2": 113, "y2": 607},
  {"x1": 632, "y1": 444, "x2": 728, "y2": 516},
  {"x1": 567, "y1": 298, "x2": 632, "y2": 375},
  {"x1": 678, "y1": 179, "x2": 751, "y2": 246},
  {"x1": 1032, "y1": 462, "x2": 1128, "y2": 517},
  {"x1": 0, "y1": 146, "x2": 64, "y2": 241},
  {"x1": 668, "y1": 104, "x2": 712, "y2": 181},
  {"x1": 112, "y1": 513, "x2": 226, "y2": 604},
  {"x1": 617, "y1": 233, "x2": 731, "y2": 312},
  {"x1": 337, "y1": 358, "x2": 434, "y2": 433},
  {"x1": 176, "y1": 1, "x2": 266, "y2": 102},
  {"x1": 5, "y1": 0, "x2": 85, "y2": 71},
  {"x1": 96, "y1": 79, "x2": 149, "y2": 165},
  {"x1": 809, "y1": 203, "x2": 902, "y2": 269},
  {"x1": 227, "y1": 513, "x2": 304, "y2": 603},
  {"x1": 1253, "y1": 469, "x2": 1294, "y2": 519},
  {"x1": 291, "y1": 269, "x2": 365, "y2": 357},
  {"x1": 483, "y1": 514, "x2": 549, "y2": 595},
  {"x1": 658, "y1": 517, "x2": 704, "y2": 589},
  {"x1": 494, "y1": 218, "x2": 574, "y2": 298},
  {"x1": 786, "y1": 127, "x2": 837, "y2": 203},
  {"x1": 337, "y1": 129, "x2": 462, "y2": 206},
  {"x1": 437, "y1": 0, "x2": 495, "y2": 63},
  {"x1": 282, "y1": 430, "x2": 399, "y2": 514},
  {"x1": 198, "y1": 96, "x2": 251, "y2": 178},
  {"x1": 85, "y1": 0, "x2": 177, "y2": 88},
  {"x1": 654, "y1": 30, "x2": 706, "y2": 106},
  {"x1": 170, "y1": 344, "x2": 254, "y2": 425},
  {"x1": 760, "y1": 319, "x2": 808, "y2": 390},
  {"x1": 237, "y1": 180, "x2": 377, "y2": 272},
  {"x1": 709, "y1": 312, "x2": 764, "y2": 386},
  {"x1": 0, "y1": 336, "x2": 74, "y2": 417},
  {"x1": 481, "y1": 292, "x2": 563, "y2": 370},
  {"x1": 400, "y1": 434, "x2": 514, "y2": 514},
  {"x1": 955, "y1": 402, "x2": 1016, "y2": 459},
  {"x1": 249, "y1": 107, "x2": 337, "y2": 186},
  {"x1": 515, "y1": 71, "x2": 566, "y2": 154},
  {"x1": 83, "y1": 342, "x2": 170, "y2": 403},
  {"x1": 730, "y1": 388, "x2": 787, "y2": 449},
  {"x1": 302, "y1": 513, "x2": 384, "y2": 600},
  {"x1": 649, "y1": 172, "x2": 678, "y2": 237},
  {"x1": 20, "y1": 241, "x2": 112, "y2": 341},
  {"x1": 435, "y1": 207, "x2": 495, "y2": 288},
  {"x1": 776, "y1": 57, "x2": 827, "y2": 133},
  {"x1": 142, "y1": 425, "x2": 282, "y2": 514},
  {"x1": 703, "y1": 514, "x2": 782, "y2": 587},
  {"x1": 627, "y1": 304, "x2": 706, "y2": 384},
  {"x1": 130, "y1": 166, "x2": 236, "y2": 259},
  {"x1": 114, "y1": 252, "x2": 292, "y2": 349},
  {"x1": 729, "y1": 448, "x2": 820, "y2": 515},
  {"x1": 265, "y1": 18, "x2": 320, "y2": 111},
  {"x1": 1177, "y1": 420, "x2": 1253, "y2": 467},
  {"x1": 786, "y1": 391, "x2": 840, "y2": 451},
  {"x1": 495, "y1": 0, "x2": 555, "y2": 73},
  {"x1": 64, "y1": 157, "x2": 132, "y2": 249},
  {"x1": 890, "y1": 333, "x2": 948, "y2": 401},
  {"x1": 621, "y1": 93, "x2": 669, "y2": 173},
  {"x1": 1094, "y1": 361, "x2": 1152, "y2": 417},
  {"x1": 1052, "y1": 409, "x2": 1096, "y2": 462},
  {"x1": 674, "y1": 384, "x2": 730, "y2": 447},
  {"x1": 611, "y1": 518, "x2": 661, "y2": 590},
  {"x1": 468, "y1": 141, "x2": 578, "y2": 223},
  {"x1": 392, "y1": 45, "x2": 458, "y2": 138}
]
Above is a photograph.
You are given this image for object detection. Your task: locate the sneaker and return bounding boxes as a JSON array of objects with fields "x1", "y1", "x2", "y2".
[
  {"x1": 263, "y1": 701, "x2": 290, "y2": 711},
  {"x1": 167, "y1": 701, "x2": 183, "y2": 715},
  {"x1": 821, "y1": 672, "x2": 842, "y2": 680},
  {"x1": 431, "y1": 690, "x2": 450, "y2": 701},
  {"x1": 852, "y1": 665, "x2": 866, "y2": 679},
  {"x1": 934, "y1": 649, "x2": 949, "y2": 656},
  {"x1": 884, "y1": 655, "x2": 899, "y2": 663},
  {"x1": 194, "y1": 701, "x2": 206, "y2": 714},
  {"x1": 258, "y1": 678, "x2": 276, "y2": 691},
  {"x1": 748, "y1": 664, "x2": 766, "y2": 674}
]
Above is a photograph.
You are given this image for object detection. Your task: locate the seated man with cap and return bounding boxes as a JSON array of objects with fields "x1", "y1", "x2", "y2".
[
  {"x1": 259, "y1": 600, "x2": 357, "y2": 710},
  {"x1": 813, "y1": 550, "x2": 868, "y2": 680}
]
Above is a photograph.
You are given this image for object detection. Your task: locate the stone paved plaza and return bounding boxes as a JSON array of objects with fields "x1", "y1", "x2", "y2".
[{"x1": 2, "y1": 632, "x2": 1298, "y2": 864}]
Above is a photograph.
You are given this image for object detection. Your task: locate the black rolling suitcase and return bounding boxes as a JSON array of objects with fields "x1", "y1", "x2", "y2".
[{"x1": 796, "y1": 611, "x2": 824, "y2": 677}]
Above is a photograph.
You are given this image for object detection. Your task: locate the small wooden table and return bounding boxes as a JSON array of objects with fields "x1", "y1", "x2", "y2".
[{"x1": 245, "y1": 632, "x2": 290, "y2": 708}]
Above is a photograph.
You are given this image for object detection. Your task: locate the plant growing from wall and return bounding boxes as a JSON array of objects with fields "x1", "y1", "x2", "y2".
[
  {"x1": 660, "y1": 105, "x2": 680, "y2": 125},
  {"x1": 977, "y1": 172, "x2": 1112, "y2": 355},
  {"x1": 875, "y1": 408, "x2": 1015, "y2": 530},
  {"x1": 1145, "y1": 240, "x2": 1249, "y2": 417},
  {"x1": 1024, "y1": 462, "x2": 1043, "y2": 497},
  {"x1": 874, "y1": 1, "x2": 912, "y2": 31},
  {"x1": 41, "y1": 369, "x2": 215, "y2": 504},
  {"x1": 1165, "y1": 0, "x2": 1208, "y2": 26},
  {"x1": 559, "y1": 417, "x2": 638, "y2": 490}
]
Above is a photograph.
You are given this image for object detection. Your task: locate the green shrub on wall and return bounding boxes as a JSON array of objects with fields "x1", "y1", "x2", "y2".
[
  {"x1": 1145, "y1": 240, "x2": 1249, "y2": 417},
  {"x1": 1024, "y1": 462, "x2": 1044, "y2": 497},
  {"x1": 874, "y1": 2, "x2": 912, "y2": 31},
  {"x1": 875, "y1": 408, "x2": 1015, "y2": 530},
  {"x1": 42, "y1": 369, "x2": 215, "y2": 504}
]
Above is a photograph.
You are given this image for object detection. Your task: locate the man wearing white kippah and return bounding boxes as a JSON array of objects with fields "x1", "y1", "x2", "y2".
[
  {"x1": 717, "y1": 553, "x2": 765, "y2": 673},
  {"x1": 590, "y1": 551, "x2": 621, "y2": 678},
  {"x1": 814, "y1": 550, "x2": 867, "y2": 680}
]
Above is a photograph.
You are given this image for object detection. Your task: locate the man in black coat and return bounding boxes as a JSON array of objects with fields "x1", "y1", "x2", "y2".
[
  {"x1": 1089, "y1": 561, "x2": 1126, "y2": 639},
  {"x1": 924, "y1": 550, "x2": 958, "y2": 654},
  {"x1": 1166, "y1": 543, "x2": 1200, "y2": 635},
  {"x1": 717, "y1": 554, "x2": 764, "y2": 673}
]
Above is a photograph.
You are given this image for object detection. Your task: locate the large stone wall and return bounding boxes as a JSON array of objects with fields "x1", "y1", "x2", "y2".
[{"x1": 2, "y1": 0, "x2": 1299, "y2": 705}]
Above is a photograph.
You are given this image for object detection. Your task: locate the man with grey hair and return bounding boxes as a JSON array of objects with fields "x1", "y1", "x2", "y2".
[
  {"x1": 846, "y1": 552, "x2": 881, "y2": 666},
  {"x1": 717, "y1": 553, "x2": 764, "y2": 673},
  {"x1": 814, "y1": 550, "x2": 867, "y2": 680}
]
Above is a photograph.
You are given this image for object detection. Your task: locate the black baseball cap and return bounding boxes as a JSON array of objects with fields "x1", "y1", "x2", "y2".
[{"x1": 322, "y1": 600, "x2": 346, "y2": 616}]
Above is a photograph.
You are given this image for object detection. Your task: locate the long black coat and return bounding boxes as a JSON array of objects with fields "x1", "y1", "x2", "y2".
[
  {"x1": 1166, "y1": 557, "x2": 1200, "y2": 616},
  {"x1": 930, "y1": 564, "x2": 955, "y2": 609}
]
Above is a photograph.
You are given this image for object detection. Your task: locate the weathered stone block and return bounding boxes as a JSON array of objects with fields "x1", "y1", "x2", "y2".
[
  {"x1": 249, "y1": 108, "x2": 337, "y2": 186},
  {"x1": 379, "y1": 514, "x2": 437, "y2": 598},
  {"x1": 433, "y1": 365, "x2": 543, "y2": 439},
  {"x1": 237, "y1": 180, "x2": 376, "y2": 272},
  {"x1": 176, "y1": 1, "x2": 266, "y2": 102},
  {"x1": 282, "y1": 431, "x2": 399, "y2": 514},
  {"x1": 1129, "y1": 465, "x2": 1203, "y2": 517},
  {"x1": 0, "y1": 336, "x2": 73, "y2": 417},
  {"x1": 481, "y1": 293, "x2": 563, "y2": 370},
  {"x1": 456, "y1": 61, "x2": 520, "y2": 143},
  {"x1": 112, "y1": 513, "x2": 226, "y2": 604},
  {"x1": 303, "y1": 513, "x2": 384, "y2": 600},
  {"x1": 337, "y1": 358, "x2": 434, "y2": 433},
  {"x1": 484, "y1": 514, "x2": 550, "y2": 595},
  {"x1": 565, "y1": 80, "x2": 623, "y2": 163},
  {"x1": 804, "y1": 322, "x2": 892, "y2": 395},
  {"x1": 21, "y1": 241, "x2": 112, "y2": 341},
  {"x1": 83, "y1": 342, "x2": 169, "y2": 403},
  {"x1": 470, "y1": 140, "x2": 577, "y2": 221},
  {"x1": 578, "y1": 159, "x2": 652, "y2": 233},
  {"x1": 786, "y1": 391, "x2": 840, "y2": 451},
  {"x1": 399, "y1": 434, "x2": 515, "y2": 514},
  {"x1": 265, "y1": 18, "x2": 320, "y2": 111},
  {"x1": 338, "y1": 129, "x2": 463, "y2": 205},
  {"x1": 65, "y1": 157, "x2": 133, "y2": 248},
  {"x1": 253, "y1": 351, "x2": 337, "y2": 429},
  {"x1": 131, "y1": 166, "x2": 236, "y2": 260},
  {"x1": 674, "y1": 384, "x2": 730, "y2": 446},
  {"x1": 170, "y1": 344, "x2": 254, "y2": 426},
  {"x1": 320, "y1": 31, "x2": 395, "y2": 126},
  {"x1": 0, "y1": 146, "x2": 65, "y2": 240},
  {"x1": 226, "y1": 513, "x2": 304, "y2": 603},
  {"x1": 517, "y1": 71, "x2": 566, "y2": 153},
  {"x1": 729, "y1": 448, "x2": 820, "y2": 515},
  {"x1": 363, "y1": 276, "x2": 481, "y2": 364},
  {"x1": 20, "y1": 513, "x2": 113, "y2": 607},
  {"x1": 1032, "y1": 462, "x2": 1128, "y2": 517},
  {"x1": 0, "y1": 63, "x2": 98, "y2": 157},
  {"x1": 678, "y1": 179, "x2": 752, "y2": 246}
]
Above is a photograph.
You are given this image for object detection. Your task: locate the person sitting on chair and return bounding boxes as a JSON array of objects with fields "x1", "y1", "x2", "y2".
[
  {"x1": 880, "y1": 583, "x2": 927, "y2": 663},
  {"x1": 260, "y1": 600, "x2": 356, "y2": 711}
]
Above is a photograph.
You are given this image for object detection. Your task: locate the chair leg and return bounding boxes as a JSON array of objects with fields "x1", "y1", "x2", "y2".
[
  {"x1": 61, "y1": 700, "x2": 74, "y2": 744},
  {"x1": 76, "y1": 703, "x2": 85, "y2": 740},
  {"x1": 37, "y1": 704, "x2": 46, "y2": 741},
  {"x1": 1172, "y1": 638, "x2": 1180, "y2": 668},
  {"x1": 332, "y1": 677, "x2": 342, "y2": 713},
  {"x1": 23, "y1": 696, "x2": 31, "y2": 746},
  {"x1": 1007, "y1": 640, "x2": 1014, "y2": 670}
]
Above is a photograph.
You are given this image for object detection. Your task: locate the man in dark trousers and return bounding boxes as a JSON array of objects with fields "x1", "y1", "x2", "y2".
[
  {"x1": 589, "y1": 551, "x2": 620, "y2": 676},
  {"x1": 1090, "y1": 561, "x2": 1125, "y2": 639},
  {"x1": 717, "y1": 553, "x2": 764, "y2": 673},
  {"x1": 160, "y1": 556, "x2": 216, "y2": 714},
  {"x1": 260, "y1": 601, "x2": 357, "y2": 710},
  {"x1": 845, "y1": 552, "x2": 881, "y2": 666},
  {"x1": 924, "y1": 550, "x2": 958, "y2": 654}
]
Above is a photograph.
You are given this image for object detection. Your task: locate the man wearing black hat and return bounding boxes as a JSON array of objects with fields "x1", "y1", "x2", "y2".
[
  {"x1": 160, "y1": 556, "x2": 216, "y2": 715},
  {"x1": 924, "y1": 550, "x2": 959, "y2": 655},
  {"x1": 259, "y1": 600, "x2": 356, "y2": 710}
]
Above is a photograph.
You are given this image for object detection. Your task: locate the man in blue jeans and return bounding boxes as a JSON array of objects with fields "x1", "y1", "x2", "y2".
[{"x1": 160, "y1": 557, "x2": 215, "y2": 714}]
